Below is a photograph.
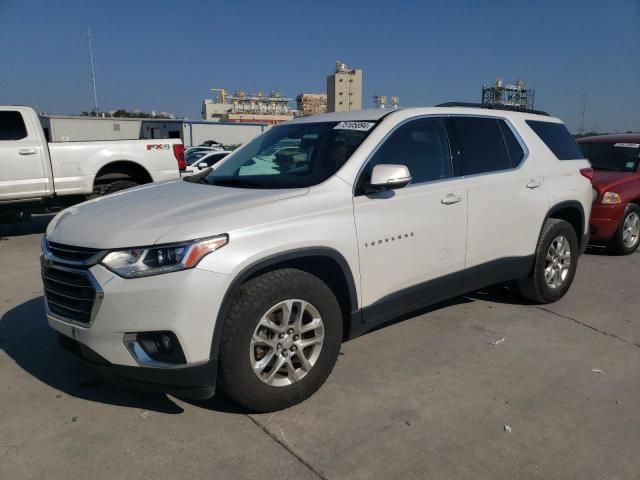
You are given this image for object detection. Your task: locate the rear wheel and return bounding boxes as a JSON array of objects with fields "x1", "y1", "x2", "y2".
[
  {"x1": 100, "y1": 179, "x2": 139, "y2": 196},
  {"x1": 608, "y1": 204, "x2": 640, "y2": 255},
  {"x1": 516, "y1": 218, "x2": 579, "y2": 304},
  {"x1": 218, "y1": 269, "x2": 342, "y2": 412}
]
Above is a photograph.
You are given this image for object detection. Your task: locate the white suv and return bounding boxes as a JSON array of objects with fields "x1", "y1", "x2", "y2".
[{"x1": 41, "y1": 105, "x2": 593, "y2": 411}]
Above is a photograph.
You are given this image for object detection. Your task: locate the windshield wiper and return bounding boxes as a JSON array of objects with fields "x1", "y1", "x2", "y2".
[
  {"x1": 183, "y1": 167, "x2": 213, "y2": 184},
  {"x1": 210, "y1": 178, "x2": 267, "y2": 188}
]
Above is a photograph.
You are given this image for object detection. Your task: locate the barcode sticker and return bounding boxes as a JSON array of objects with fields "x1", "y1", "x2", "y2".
[{"x1": 334, "y1": 121, "x2": 376, "y2": 131}]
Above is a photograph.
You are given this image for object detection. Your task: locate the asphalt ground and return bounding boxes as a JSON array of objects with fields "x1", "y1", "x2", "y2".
[{"x1": 1, "y1": 216, "x2": 638, "y2": 480}]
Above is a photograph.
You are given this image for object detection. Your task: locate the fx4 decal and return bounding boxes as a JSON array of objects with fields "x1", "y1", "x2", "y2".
[{"x1": 146, "y1": 144, "x2": 170, "y2": 151}]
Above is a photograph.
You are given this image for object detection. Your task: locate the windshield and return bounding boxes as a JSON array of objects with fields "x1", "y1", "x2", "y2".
[
  {"x1": 203, "y1": 121, "x2": 376, "y2": 188},
  {"x1": 580, "y1": 142, "x2": 640, "y2": 172}
]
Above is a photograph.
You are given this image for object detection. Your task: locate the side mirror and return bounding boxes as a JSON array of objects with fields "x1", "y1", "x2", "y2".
[
  {"x1": 197, "y1": 162, "x2": 208, "y2": 170},
  {"x1": 369, "y1": 164, "x2": 412, "y2": 190}
]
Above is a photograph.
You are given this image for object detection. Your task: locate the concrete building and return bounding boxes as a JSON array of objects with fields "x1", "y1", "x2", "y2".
[
  {"x1": 201, "y1": 99, "x2": 233, "y2": 122},
  {"x1": 296, "y1": 93, "x2": 327, "y2": 116},
  {"x1": 327, "y1": 61, "x2": 363, "y2": 112}
]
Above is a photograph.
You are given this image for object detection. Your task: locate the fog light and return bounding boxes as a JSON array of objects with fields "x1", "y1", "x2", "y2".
[
  {"x1": 128, "y1": 331, "x2": 186, "y2": 365},
  {"x1": 157, "y1": 333, "x2": 172, "y2": 353}
]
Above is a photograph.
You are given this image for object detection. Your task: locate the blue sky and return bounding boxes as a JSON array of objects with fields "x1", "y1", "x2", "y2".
[{"x1": 0, "y1": 0, "x2": 638, "y2": 133}]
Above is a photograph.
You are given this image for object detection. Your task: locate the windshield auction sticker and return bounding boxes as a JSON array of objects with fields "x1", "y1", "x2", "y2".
[
  {"x1": 614, "y1": 143, "x2": 640, "y2": 148},
  {"x1": 334, "y1": 121, "x2": 376, "y2": 131}
]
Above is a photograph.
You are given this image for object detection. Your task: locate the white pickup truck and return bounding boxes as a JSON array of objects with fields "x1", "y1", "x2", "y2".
[{"x1": 0, "y1": 106, "x2": 185, "y2": 222}]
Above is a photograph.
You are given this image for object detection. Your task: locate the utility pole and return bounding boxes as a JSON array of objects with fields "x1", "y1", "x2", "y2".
[
  {"x1": 578, "y1": 94, "x2": 587, "y2": 136},
  {"x1": 87, "y1": 28, "x2": 99, "y2": 115}
]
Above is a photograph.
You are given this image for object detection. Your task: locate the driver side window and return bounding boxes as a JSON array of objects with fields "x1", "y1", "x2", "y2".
[{"x1": 361, "y1": 117, "x2": 452, "y2": 187}]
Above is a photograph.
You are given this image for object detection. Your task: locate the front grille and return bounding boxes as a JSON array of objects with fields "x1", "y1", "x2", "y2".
[
  {"x1": 42, "y1": 266, "x2": 97, "y2": 324},
  {"x1": 47, "y1": 241, "x2": 103, "y2": 264}
]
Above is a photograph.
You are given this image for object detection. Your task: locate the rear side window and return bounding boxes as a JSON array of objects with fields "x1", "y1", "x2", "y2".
[
  {"x1": 526, "y1": 120, "x2": 583, "y2": 160},
  {"x1": 451, "y1": 117, "x2": 510, "y2": 175},
  {"x1": 362, "y1": 117, "x2": 452, "y2": 186},
  {"x1": 498, "y1": 121, "x2": 525, "y2": 167},
  {"x1": 0, "y1": 111, "x2": 28, "y2": 141}
]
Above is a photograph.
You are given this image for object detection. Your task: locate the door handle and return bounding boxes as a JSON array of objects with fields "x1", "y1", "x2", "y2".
[
  {"x1": 18, "y1": 148, "x2": 37, "y2": 155},
  {"x1": 526, "y1": 179, "x2": 542, "y2": 189},
  {"x1": 441, "y1": 193, "x2": 463, "y2": 205}
]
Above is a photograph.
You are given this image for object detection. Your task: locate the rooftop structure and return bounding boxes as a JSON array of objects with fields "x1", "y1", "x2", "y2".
[{"x1": 481, "y1": 78, "x2": 535, "y2": 110}]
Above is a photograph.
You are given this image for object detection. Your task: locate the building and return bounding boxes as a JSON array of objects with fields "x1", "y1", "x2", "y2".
[
  {"x1": 141, "y1": 119, "x2": 270, "y2": 147},
  {"x1": 202, "y1": 99, "x2": 233, "y2": 122},
  {"x1": 40, "y1": 115, "x2": 144, "y2": 142},
  {"x1": 327, "y1": 61, "x2": 363, "y2": 112},
  {"x1": 202, "y1": 88, "x2": 294, "y2": 125},
  {"x1": 296, "y1": 93, "x2": 327, "y2": 116},
  {"x1": 37, "y1": 114, "x2": 268, "y2": 147},
  {"x1": 482, "y1": 78, "x2": 535, "y2": 110}
]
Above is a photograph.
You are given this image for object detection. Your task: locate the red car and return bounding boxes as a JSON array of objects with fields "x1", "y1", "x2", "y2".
[{"x1": 578, "y1": 134, "x2": 640, "y2": 255}]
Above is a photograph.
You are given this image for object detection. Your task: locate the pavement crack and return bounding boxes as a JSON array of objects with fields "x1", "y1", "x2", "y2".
[
  {"x1": 246, "y1": 414, "x2": 328, "y2": 480},
  {"x1": 535, "y1": 306, "x2": 632, "y2": 345}
]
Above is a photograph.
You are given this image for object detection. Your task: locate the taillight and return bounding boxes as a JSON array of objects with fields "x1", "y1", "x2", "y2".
[
  {"x1": 173, "y1": 144, "x2": 186, "y2": 171},
  {"x1": 580, "y1": 168, "x2": 594, "y2": 181}
]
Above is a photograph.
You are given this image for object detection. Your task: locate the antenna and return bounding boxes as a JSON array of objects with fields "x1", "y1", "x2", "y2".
[
  {"x1": 87, "y1": 28, "x2": 99, "y2": 115},
  {"x1": 578, "y1": 94, "x2": 587, "y2": 136}
]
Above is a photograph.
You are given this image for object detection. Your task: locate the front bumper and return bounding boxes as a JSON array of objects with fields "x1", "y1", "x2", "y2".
[
  {"x1": 46, "y1": 263, "x2": 231, "y2": 398},
  {"x1": 56, "y1": 333, "x2": 217, "y2": 399},
  {"x1": 589, "y1": 203, "x2": 626, "y2": 241}
]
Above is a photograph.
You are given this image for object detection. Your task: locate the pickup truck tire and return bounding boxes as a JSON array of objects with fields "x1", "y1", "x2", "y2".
[
  {"x1": 101, "y1": 180, "x2": 139, "y2": 196},
  {"x1": 218, "y1": 268, "x2": 343, "y2": 412},
  {"x1": 516, "y1": 218, "x2": 579, "y2": 304},
  {"x1": 608, "y1": 204, "x2": 640, "y2": 255}
]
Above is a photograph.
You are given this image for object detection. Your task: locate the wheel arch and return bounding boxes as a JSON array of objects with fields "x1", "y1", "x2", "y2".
[
  {"x1": 93, "y1": 160, "x2": 153, "y2": 186},
  {"x1": 544, "y1": 200, "x2": 587, "y2": 251},
  {"x1": 210, "y1": 248, "x2": 359, "y2": 361}
]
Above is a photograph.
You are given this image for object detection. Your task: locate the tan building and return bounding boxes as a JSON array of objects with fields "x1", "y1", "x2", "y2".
[
  {"x1": 201, "y1": 89, "x2": 293, "y2": 125},
  {"x1": 296, "y1": 93, "x2": 327, "y2": 116},
  {"x1": 326, "y1": 61, "x2": 362, "y2": 112}
]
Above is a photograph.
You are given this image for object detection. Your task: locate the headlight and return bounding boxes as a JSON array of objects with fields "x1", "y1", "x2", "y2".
[
  {"x1": 602, "y1": 192, "x2": 622, "y2": 204},
  {"x1": 101, "y1": 235, "x2": 228, "y2": 278}
]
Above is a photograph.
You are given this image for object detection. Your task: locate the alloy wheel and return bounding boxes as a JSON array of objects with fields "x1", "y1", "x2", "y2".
[
  {"x1": 250, "y1": 299, "x2": 325, "y2": 387},
  {"x1": 544, "y1": 235, "x2": 571, "y2": 289},
  {"x1": 622, "y1": 212, "x2": 640, "y2": 248}
]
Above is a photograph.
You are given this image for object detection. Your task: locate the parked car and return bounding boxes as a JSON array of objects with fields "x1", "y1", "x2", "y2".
[
  {"x1": 184, "y1": 151, "x2": 230, "y2": 174},
  {"x1": 0, "y1": 106, "x2": 185, "y2": 223},
  {"x1": 578, "y1": 134, "x2": 640, "y2": 254},
  {"x1": 185, "y1": 145, "x2": 224, "y2": 156},
  {"x1": 41, "y1": 105, "x2": 592, "y2": 411}
]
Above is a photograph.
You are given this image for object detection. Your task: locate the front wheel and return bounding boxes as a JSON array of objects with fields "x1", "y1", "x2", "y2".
[
  {"x1": 516, "y1": 218, "x2": 579, "y2": 304},
  {"x1": 608, "y1": 204, "x2": 640, "y2": 255},
  {"x1": 218, "y1": 269, "x2": 343, "y2": 412}
]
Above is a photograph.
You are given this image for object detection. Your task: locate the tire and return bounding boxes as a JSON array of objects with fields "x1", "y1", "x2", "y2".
[
  {"x1": 218, "y1": 268, "x2": 343, "y2": 412},
  {"x1": 101, "y1": 180, "x2": 139, "y2": 196},
  {"x1": 516, "y1": 218, "x2": 579, "y2": 304},
  {"x1": 607, "y1": 204, "x2": 640, "y2": 255}
]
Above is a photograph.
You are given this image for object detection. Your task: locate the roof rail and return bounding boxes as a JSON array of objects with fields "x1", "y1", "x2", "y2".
[{"x1": 435, "y1": 102, "x2": 549, "y2": 117}]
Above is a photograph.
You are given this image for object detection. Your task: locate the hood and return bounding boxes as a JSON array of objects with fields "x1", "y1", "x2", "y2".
[
  {"x1": 46, "y1": 180, "x2": 308, "y2": 248},
  {"x1": 590, "y1": 170, "x2": 636, "y2": 192}
]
